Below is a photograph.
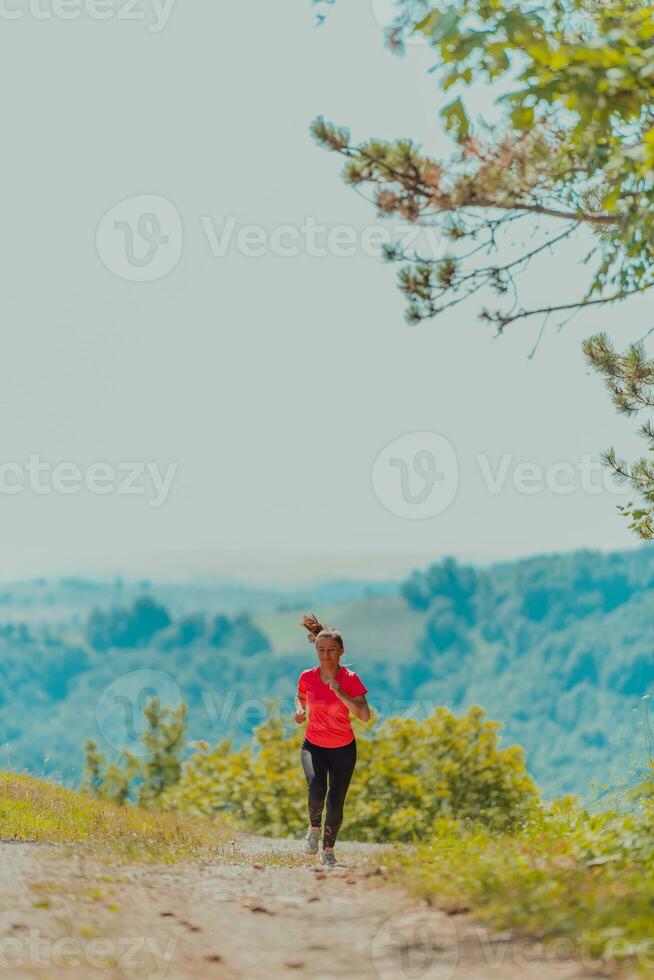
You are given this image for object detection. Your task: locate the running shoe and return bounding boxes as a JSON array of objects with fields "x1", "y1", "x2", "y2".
[
  {"x1": 304, "y1": 827, "x2": 320, "y2": 855},
  {"x1": 319, "y1": 847, "x2": 337, "y2": 867}
]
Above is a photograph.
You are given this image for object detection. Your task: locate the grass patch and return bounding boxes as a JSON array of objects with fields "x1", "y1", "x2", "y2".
[
  {"x1": 0, "y1": 772, "x2": 234, "y2": 863},
  {"x1": 388, "y1": 796, "x2": 654, "y2": 974}
]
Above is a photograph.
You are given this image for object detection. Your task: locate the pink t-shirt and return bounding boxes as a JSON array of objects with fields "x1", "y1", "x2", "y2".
[{"x1": 297, "y1": 665, "x2": 368, "y2": 748}]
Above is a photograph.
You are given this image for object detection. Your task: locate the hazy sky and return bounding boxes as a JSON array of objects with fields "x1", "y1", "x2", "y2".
[{"x1": 0, "y1": 0, "x2": 650, "y2": 585}]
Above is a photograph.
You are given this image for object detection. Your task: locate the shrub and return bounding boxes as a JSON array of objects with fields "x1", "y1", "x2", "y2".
[
  {"x1": 163, "y1": 703, "x2": 539, "y2": 840},
  {"x1": 391, "y1": 795, "x2": 654, "y2": 968}
]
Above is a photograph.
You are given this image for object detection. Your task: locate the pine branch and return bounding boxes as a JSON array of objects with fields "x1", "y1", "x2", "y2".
[{"x1": 487, "y1": 282, "x2": 654, "y2": 334}]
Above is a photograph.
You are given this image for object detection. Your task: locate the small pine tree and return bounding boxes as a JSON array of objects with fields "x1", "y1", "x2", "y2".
[
  {"x1": 82, "y1": 738, "x2": 141, "y2": 805},
  {"x1": 81, "y1": 699, "x2": 187, "y2": 807},
  {"x1": 81, "y1": 739, "x2": 105, "y2": 796},
  {"x1": 101, "y1": 752, "x2": 141, "y2": 805},
  {"x1": 583, "y1": 333, "x2": 654, "y2": 539},
  {"x1": 136, "y1": 698, "x2": 188, "y2": 808}
]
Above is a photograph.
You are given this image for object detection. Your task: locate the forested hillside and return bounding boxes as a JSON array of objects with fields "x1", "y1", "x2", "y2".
[
  {"x1": 0, "y1": 547, "x2": 652, "y2": 799},
  {"x1": 395, "y1": 549, "x2": 654, "y2": 798}
]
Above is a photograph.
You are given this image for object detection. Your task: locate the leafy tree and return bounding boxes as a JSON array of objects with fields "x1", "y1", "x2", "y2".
[
  {"x1": 86, "y1": 596, "x2": 171, "y2": 651},
  {"x1": 313, "y1": 0, "x2": 654, "y2": 330},
  {"x1": 206, "y1": 612, "x2": 270, "y2": 656},
  {"x1": 228, "y1": 613, "x2": 271, "y2": 656},
  {"x1": 158, "y1": 613, "x2": 207, "y2": 650},
  {"x1": 208, "y1": 614, "x2": 231, "y2": 647},
  {"x1": 402, "y1": 556, "x2": 478, "y2": 619},
  {"x1": 312, "y1": 0, "x2": 654, "y2": 535}
]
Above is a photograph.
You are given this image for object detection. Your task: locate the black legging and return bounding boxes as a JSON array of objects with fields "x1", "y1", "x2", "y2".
[{"x1": 300, "y1": 736, "x2": 357, "y2": 849}]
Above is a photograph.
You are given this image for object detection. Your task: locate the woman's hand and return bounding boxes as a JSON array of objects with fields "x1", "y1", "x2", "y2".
[
  {"x1": 326, "y1": 678, "x2": 342, "y2": 695},
  {"x1": 294, "y1": 692, "x2": 306, "y2": 724}
]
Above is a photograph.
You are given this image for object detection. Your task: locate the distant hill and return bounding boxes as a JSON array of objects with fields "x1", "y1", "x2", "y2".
[
  {"x1": 0, "y1": 548, "x2": 652, "y2": 801},
  {"x1": 258, "y1": 547, "x2": 654, "y2": 799},
  {"x1": 0, "y1": 574, "x2": 398, "y2": 625}
]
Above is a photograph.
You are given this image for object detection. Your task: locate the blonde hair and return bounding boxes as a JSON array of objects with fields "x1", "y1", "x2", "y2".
[{"x1": 299, "y1": 612, "x2": 344, "y2": 650}]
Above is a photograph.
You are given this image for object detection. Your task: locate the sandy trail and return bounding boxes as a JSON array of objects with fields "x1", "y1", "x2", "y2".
[{"x1": 0, "y1": 834, "x2": 620, "y2": 979}]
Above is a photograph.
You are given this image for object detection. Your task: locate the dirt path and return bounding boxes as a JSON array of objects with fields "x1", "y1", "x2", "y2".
[{"x1": 0, "y1": 834, "x2": 620, "y2": 979}]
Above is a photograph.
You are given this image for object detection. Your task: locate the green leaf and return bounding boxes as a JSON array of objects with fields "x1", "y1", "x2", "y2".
[
  {"x1": 432, "y1": 7, "x2": 460, "y2": 41},
  {"x1": 510, "y1": 104, "x2": 534, "y2": 129},
  {"x1": 414, "y1": 7, "x2": 460, "y2": 43},
  {"x1": 440, "y1": 96, "x2": 470, "y2": 140},
  {"x1": 413, "y1": 10, "x2": 440, "y2": 34}
]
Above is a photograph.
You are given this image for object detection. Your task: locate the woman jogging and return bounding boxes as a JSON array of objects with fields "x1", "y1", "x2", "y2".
[{"x1": 294, "y1": 613, "x2": 370, "y2": 867}]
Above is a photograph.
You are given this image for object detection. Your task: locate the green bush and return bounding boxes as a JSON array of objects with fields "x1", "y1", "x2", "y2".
[
  {"x1": 392, "y1": 795, "x2": 654, "y2": 968},
  {"x1": 162, "y1": 703, "x2": 539, "y2": 840}
]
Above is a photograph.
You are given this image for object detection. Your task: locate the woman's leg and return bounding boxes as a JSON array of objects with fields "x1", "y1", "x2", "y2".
[
  {"x1": 300, "y1": 739, "x2": 328, "y2": 829},
  {"x1": 323, "y1": 738, "x2": 357, "y2": 849}
]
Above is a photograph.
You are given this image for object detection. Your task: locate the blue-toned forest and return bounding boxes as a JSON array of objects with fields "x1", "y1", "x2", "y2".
[{"x1": 1, "y1": 545, "x2": 652, "y2": 800}]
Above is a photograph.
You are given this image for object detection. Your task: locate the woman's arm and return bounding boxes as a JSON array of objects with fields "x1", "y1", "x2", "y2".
[
  {"x1": 347, "y1": 693, "x2": 371, "y2": 722},
  {"x1": 327, "y1": 681, "x2": 371, "y2": 722},
  {"x1": 294, "y1": 688, "x2": 307, "y2": 723}
]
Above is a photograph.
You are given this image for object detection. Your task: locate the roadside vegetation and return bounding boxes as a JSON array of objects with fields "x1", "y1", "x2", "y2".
[
  {"x1": 388, "y1": 793, "x2": 654, "y2": 974},
  {"x1": 0, "y1": 771, "x2": 232, "y2": 863}
]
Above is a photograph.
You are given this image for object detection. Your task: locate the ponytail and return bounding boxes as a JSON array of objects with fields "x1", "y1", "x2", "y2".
[{"x1": 299, "y1": 612, "x2": 344, "y2": 651}]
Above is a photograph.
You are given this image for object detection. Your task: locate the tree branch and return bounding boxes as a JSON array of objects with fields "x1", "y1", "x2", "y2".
[{"x1": 487, "y1": 282, "x2": 654, "y2": 333}]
